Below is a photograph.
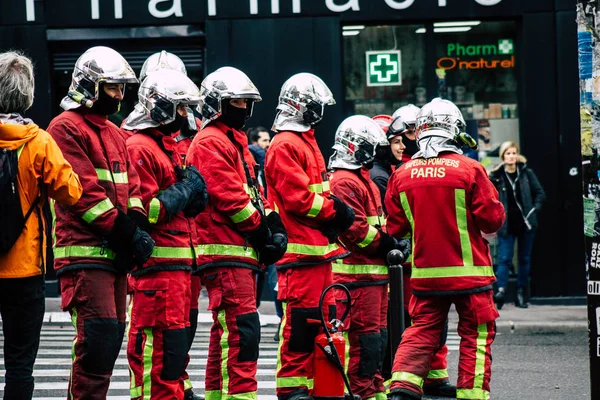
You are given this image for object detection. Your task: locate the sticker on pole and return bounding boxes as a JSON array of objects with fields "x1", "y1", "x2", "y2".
[
  {"x1": 589, "y1": 280, "x2": 600, "y2": 295},
  {"x1": 366, "y1": 50, "x2": 402, "y2": 87}
]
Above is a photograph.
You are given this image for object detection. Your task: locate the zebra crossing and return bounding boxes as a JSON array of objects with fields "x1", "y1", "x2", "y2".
[{"x1": 0, "y1": 314, "x2": 461, "y2": 399}]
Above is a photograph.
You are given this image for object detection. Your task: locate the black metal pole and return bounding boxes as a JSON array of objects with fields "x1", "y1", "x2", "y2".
[
  {"x1": 577, "y1": 2, "x2": 600, "y2": 398},
  {"x1": 388, "y1": 249, "x2": 406, "y2": 371}
]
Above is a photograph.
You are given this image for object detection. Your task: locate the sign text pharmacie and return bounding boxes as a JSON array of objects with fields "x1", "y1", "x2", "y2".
[
  {"x1": 22, "y1": 0, "x2": 506, "y2": 22},
  {"x1": 437, "y1": 39, "x2": 515, "y2": 71}
]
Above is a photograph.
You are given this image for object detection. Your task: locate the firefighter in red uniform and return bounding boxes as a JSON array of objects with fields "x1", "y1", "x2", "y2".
[
  {"x1": 385, "y1": 98, "x2": 505, "y2": 400},
  {"x1": 122, "y1": 70, "x2": 208, "y2": 399},
  {"x1": 392, "y1": 105, "x2": 420, "y2": 163},
  {"x1": 47, "y1": 46, "x2": 155, "y2": 400},
  {"x1": 328, "y1": 115, "x2": 411, "y2": 400},
  {"x1": 265, "y1": 73, "x2": 356, "y2": 400},
  {"x1": 187, "y1": 66, "x2": 288, "y2": 399},
  {"x1": 371, "y1": 115, "x2": 455, "y2": 397},
  {"x1": 134, "y1": 51, "x2": 205, "y2": 399}
]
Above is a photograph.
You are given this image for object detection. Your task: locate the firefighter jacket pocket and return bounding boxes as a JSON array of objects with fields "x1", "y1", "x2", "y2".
[
  {"x1": 469, "y1": 290, "x2": 500, "y2": 325},
  {"x1": 161, "y1": 328, "x2": 188, "y2": 381},
  {"x1": 237, "y1": 311, "x2": 261, "y2": 362},
  {"x1": 203, "y1": 268, "x2": 254, "y2": 310},
  {"x1": 60, "y1": 270, "x2": 89, "y2": 311},
  {"x1": 289, "y1": 307, "x2": 321, "y2": 353},
  {"x1": 358, "y1": 332, "x2": 381, "y2": 378},
  {"x1": 131, "y1": 278, "x2": 170, "y2": 328}
]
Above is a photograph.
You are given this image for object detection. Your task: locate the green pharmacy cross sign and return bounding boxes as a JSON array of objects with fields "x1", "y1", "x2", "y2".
[{"x1": 366, "y1": 50, "x2": 402, "y2": 87}]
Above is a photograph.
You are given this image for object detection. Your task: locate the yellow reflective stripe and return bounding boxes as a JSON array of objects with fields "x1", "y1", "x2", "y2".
[
  {"x1": 399, "y1": 192, "x2": 415, "y2": 266},
  {"x1": 455, "y1": 189, "x2": 474, "y2": 266},
  {"x1": 276, "y1": 377, "x2": 314, "y2": 389},
  {"x1": 276, "y1": 302, "x2": 287, "y2": 377},
  {"x1": 218, "y1": 309, "x2": 230, "y2": 395},
  {"x1": 243, "y1": 183, "x2": 250, "y2": 194},
  {"x1": 473, "y1": 323, "x2": 489, "y2": 393},
  {"x1": 273, "y1": 202, "x2": 280, "y2": 213},
  {"x1": 456, "y1": 388, "x2": 490, "y2": 400},
  {"x1": 265, "y1": 208, "x2": 273, "y2": 216},
  {"x1": 148, "y1": 198, "x2": 161, "y2": 224},
  {"x1": 286, "y1": 243, "x2": 340, "y2": 256},
  {"x1": 366, "y1": 215, "x2": 384, "y2": 226},
  {"x1": 427, "y1": 369, "x2": 449, "y2": 379},
  {"x1": 230, "y1": 201, "x2": 257, "y2": 223},
  {"x1": 82, "y1": 198, "x2": 114, "y2": 223},
  {"x1": 195, "y1": 244, "x2": 258, "y2": 260},
  {"x1": 376, "y1": 393, "x2": 387, "y2": 400},
  {"x1": 50, "y1": 199, "x2": 57, "y2": 247},
  {"x1": 343, "y1": 331, "x2": 350, "y2": 373},
  {"x1": 357, "y1": 225, "x2": 378, "y2": 248},
  {"x1": 128, "y1": 198, "x2": 143, "y2": 209},
  {"x1": 143, "y1": 328, "x2": 153, "y2": 400},
  {"x1": 307, "y1": 193, "x2": 324, "y2": 218},
  {"x1": 183, "y1": 379, "x2": 193, "y2": 391},
  {"x1": 391, "y1": 371, "x2": 424, "y2": 388},
  {"x1": 95, "y1": 168, "x2": 128, "y2": 184},
  {"x1": 54, "y1": 246, "x2": 116, "y2": 260},
  {"x1": 151, "y1": 246, "x2": 195, "y2": 259},
  {"x1": 308, "y1": 181, "x2": 330, "y2": 194},
  {"x1": 16, "y1": 144, "x2": 25, "y2": 160},
  {"x1": 205, "y1": 391, "x2": 221, "y2": 400},
  {"x1": 411, "y1": 265, "x2": 494, "y2": 279},
  {"x1": 130, "y1": 385, "x2": 141, "y2": 398},
  {"x1": 221, "y1": 392, "x2": 257, "y2": 400},
  {"x1": 333, "y1": 260, "x2": 387, "y2": 275}
]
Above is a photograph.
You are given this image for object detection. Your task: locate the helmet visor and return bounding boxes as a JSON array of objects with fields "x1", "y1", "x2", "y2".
[{"x1": 388, "y1": 116, "x2": 407, "y2": 137}]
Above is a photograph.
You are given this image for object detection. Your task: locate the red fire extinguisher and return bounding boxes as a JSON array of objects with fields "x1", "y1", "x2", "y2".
[{"x1": 310, "y1": 283, "x2": 358, "y2": 400}]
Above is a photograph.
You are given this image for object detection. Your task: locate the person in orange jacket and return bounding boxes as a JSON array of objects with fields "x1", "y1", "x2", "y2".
[
  {"x1": 265, "y1": 73, "x2": 355, "y2": 400},
  {"x1": 133, "y1": 51, "x2": 205, "y2": 400},
  {"x1": 187, "y1": 67, "x2": 288, "y2": 400},
  {"x1": 0, "y1": 51, "x2": 83, "y2": 400},
  {"x1": 385, "y1": 99, "x2": 505, "y2": 400},
  {"x1": 122, "y1": 70, "x2": 208, "y2": 399},
  {"x1": 329, "y1": 115, "x2": 411, "y2": 400},
  {"x1": 47, "y1": 46, "x2": 155, "y2": 400},
  {"x1": 371, "y1": 114, "x2": 455, "y2": 397}
]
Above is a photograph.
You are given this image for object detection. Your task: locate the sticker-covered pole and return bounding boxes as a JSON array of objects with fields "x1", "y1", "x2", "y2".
[{"x1": 577, "y1": 2, "x2": 600, "y2": 397}]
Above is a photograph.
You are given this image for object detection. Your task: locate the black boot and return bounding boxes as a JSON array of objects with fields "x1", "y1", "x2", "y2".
[
  {"x1": 388, "y1": 389, "x2": 422, "y2": 400},
  {"x1": 281, "y1": 391, "x2": 313, "y2": 400},
  {"x1": 494, "y1": 287, "x2": 506, "y2": 310},
  {"x1": 515, "y1": 288, "x2": 528, "y2": 308},
  {"x1": 423, "y1": 380, "x2": 457, "y2": 397},
  {"x1": 184, "y1": 389, "x2": 205, "y2": 400}
]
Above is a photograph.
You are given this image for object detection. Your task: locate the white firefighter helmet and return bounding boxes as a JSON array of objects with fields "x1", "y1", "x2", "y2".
[
  {"x1": 415, "y1": 98, "x2": 467, "y2": 145},
  {"x1": 122, "y1": 69, "x2": 201, "y2": 131},
  {"x1": 272, "y1": 73, "x2": 336, "y2": 133},
  {"x1": 329, "y1": 115, "x2": 388, "y2": 170},
  {"x1": 139, "y1": 51, "x2": 187, "y2": 82},
  {"x1": 392, "y1": 104, "x2": 421, "y2": 126},
  {"x1": 61, "y1": 46, "x2": 138, "y2": 111},
  {"x1": 197, "y1": 66, "x2": 262, "y2": 128}
]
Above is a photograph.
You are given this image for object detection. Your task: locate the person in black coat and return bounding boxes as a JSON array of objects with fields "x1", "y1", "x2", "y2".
[{"x1": 489, "y1": 141, "x2": 546, "y2": 309}]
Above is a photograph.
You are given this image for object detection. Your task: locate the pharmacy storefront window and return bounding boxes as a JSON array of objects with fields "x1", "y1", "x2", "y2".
[
  {"x1": 433, "y1": 21, "x2": 519, "y2": 168},
  {"x1": 343, "y1": 24, "x2": 427, "y2": 116}
]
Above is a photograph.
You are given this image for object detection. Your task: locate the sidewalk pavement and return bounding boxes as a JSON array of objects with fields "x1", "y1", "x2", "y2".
[{"x1": 42, "y1": 295, "x2": 587, "y2": 331}]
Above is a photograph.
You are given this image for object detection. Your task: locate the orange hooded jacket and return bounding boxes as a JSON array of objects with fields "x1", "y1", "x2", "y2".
[{"x1": 0, "y1": 119, "x2": 82, "y2": 278}]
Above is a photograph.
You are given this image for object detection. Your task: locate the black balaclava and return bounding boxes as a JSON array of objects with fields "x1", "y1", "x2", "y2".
[
  {"x1": 375, "y1": 145, "x2": 400, "y2": 171},
  {"x1": 158, "y1": 113, "x2": 187, "y2": 135},
  {"x1": 403, "y1": 137, "x2": 419, "y2": 157},
  {"x1": 90, "y1": 86, "x2": 121, "y2": 116},
  {"x1": 218, "y1": 101, "x2": 248, "y2": 130}
]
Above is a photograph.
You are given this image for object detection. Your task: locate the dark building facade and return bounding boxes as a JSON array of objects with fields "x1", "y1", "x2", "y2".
[{"x1": 0, "y1": 0, "x2": 582, "y2": 299}]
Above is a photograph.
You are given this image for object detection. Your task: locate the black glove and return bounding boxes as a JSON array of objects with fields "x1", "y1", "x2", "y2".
[
  {"x1": 158, "y1": 166, "x2": 207, "y2": 219},
  {"x1": 259, "y1": 212, "x2": 288, "y2": 265},
  {"x1": 182, "y1": 166, "x2": 209, "y2": 217},
  {"x1": 128, "y1": 209, "x2": 152, "y2": 233},
  {"x1": 377, "y1": 231, "x2": 411, "y2": 264},
  {"x1": 320, "y1": 196, "x2": 356, "y2": 243},
  {"x1": 106, "y1": 211, "x2": 155, "y2": 271}
]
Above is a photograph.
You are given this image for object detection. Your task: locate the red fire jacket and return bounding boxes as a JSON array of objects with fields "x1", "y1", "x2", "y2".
[
  {"x1": 186, "y1": 121, "x2": 270, "y2": 271},
  {"x1": 171, "y1": 117, "x2": 202, "y2": 166},
  {"x1": 265, "y1": 129, "x2": 348, "y2": 269},
  {"x1": 47, "y1": 110, "x2": 145, "y2": 275},
  {"x1": 125, "y1": 128, "x2": 199, "y2": 275},
  {"x1": 330, "y1": 167, "x2": 388, "y2": 286},
  {"x1": 385, "y1": 153, "x2": 505, "y2": 295}
]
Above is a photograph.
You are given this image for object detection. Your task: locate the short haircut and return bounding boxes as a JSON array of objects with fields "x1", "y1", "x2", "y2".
[
  {"x1": 499, "y1": 141, "x2": 519, "y2": 161},
  {"x1": 0, "y1": 51, "x2": 35, "y2": 114},
  {"x1": 247, "y1": 126, "x2": 269, "y2": 143}
]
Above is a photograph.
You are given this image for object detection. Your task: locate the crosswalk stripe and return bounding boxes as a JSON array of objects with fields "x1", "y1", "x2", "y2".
[
  {"x1": 25, "y1": 381, "x2": 280, "y2": 390},
  {"x1": 0, "y1": 369, "x2": 277, "y2": 377}
]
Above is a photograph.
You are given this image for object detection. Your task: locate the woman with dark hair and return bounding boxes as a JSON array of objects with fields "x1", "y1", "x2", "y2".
[{"x1": 490, "y1": 141, "x2": 546, "y2": 309}]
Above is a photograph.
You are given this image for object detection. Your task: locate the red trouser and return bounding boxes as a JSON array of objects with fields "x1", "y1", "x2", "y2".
[
  {"x1": 276, "y1": 262, "x2": 335, "y2": 399},
  {"x1": 390, "y1": 290, "x2": 498, "y2": 400},
  {"x1": 182, "y1": 275, "x2": 202, "y2": 392},
  {"x1": 402, "y1": 274, "x2": 450, "y2": 385},
  {"x1": 127, "y1": 270, "x2": 192, "y2": 400},
  {"x1": 337, "y1": 284, "x2": 388, "y2": 400},
  {"x1": 201, "y1": 267, "x2": 260, "y2": 399},
  {"x1": 60, "y1": 269, "x2": 127, "y2": 400}
]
